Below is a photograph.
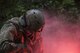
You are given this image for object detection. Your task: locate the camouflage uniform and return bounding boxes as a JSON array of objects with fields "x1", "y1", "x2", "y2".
[{"x1": 0, "y1": 9, "x2": 44, "y2": 53}]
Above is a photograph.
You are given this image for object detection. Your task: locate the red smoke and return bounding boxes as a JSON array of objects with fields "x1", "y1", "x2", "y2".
[{"x1": 42, "y1": 11, "x2": 80, "y2": 53}]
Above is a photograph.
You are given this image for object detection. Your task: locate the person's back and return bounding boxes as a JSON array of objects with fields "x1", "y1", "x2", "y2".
[{"x1": 0, "y1": 9, "x2": 45, "y2": 53}]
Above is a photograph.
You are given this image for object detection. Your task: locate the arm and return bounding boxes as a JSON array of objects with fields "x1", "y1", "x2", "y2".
[
  {"x1": 0, "y1": 23, "x2": 23, "y2": 53},
  {"x1": 33, "y1": 32, "x2": 44, "y2": 53}
]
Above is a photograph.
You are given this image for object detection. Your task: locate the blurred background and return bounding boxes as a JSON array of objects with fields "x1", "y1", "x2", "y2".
[{"x1": 0, "y1": 0, "x2": 80, "y2": 28}]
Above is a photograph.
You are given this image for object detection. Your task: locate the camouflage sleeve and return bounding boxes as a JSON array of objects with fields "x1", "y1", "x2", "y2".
[
  {"x1": 33, "y1": 32, "x2": 44, "y2": 53},
  {"x1": 0, "y1": 23, "x2": 19, "y2": 53},
  {"x1": 37, "y1": 37, "x2": 44, "y2": 53}
]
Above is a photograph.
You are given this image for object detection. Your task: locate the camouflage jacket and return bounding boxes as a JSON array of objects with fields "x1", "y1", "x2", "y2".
[{"x1": 0, "y1": 17, "x2": 43, "y2": 53}]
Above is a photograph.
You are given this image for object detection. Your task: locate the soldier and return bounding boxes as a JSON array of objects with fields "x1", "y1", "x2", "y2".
[{"x1": 0, "y1": 9, "x2": 45, "y2": 53}]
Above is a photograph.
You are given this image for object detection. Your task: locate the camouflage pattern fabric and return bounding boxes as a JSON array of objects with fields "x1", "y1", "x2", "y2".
[{"x1": 0, "y1": 17, "x2": 43, "y2": 53}]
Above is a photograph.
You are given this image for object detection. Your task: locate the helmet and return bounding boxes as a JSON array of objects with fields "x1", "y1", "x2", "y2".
[{"x1": 19, "y1": 9, "x2": 45, "y2": 32}]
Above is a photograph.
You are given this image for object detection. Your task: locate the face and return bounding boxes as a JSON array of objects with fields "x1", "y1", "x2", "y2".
[{"x1": 25, "y1": 25, "x2": 44, "y2": 37}]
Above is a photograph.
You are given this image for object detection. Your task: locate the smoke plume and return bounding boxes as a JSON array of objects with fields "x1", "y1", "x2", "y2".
[{"x1": 42, "y1": 11, "x2": 80, "y2": 53}]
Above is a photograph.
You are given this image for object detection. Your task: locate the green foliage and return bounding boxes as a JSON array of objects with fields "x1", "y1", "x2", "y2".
[
  {"x1": 0, "y1": 0, "x2": 79, "y2": 18},
  {"x1": 0, "y1": 0, "x2": 80, "y2": 28}
]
